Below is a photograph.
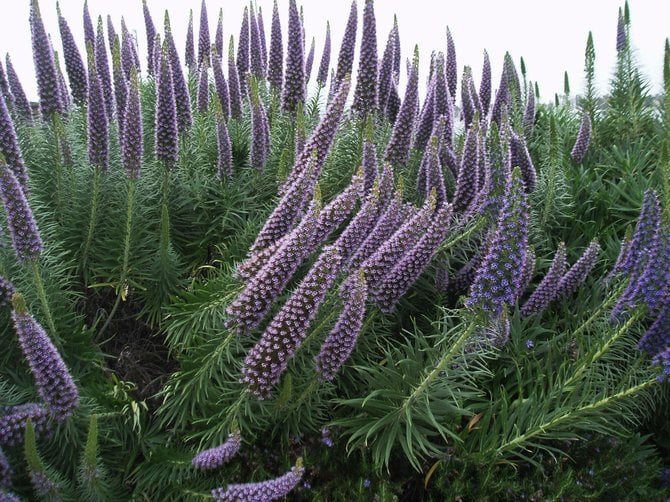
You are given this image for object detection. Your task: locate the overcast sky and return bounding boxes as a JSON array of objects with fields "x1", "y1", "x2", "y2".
[{"x1": 1, "y1": 0, "x2": 668, "y2": 103}]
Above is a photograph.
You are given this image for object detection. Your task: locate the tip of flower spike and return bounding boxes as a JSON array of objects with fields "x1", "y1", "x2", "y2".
[{"x1": 10, "y1": 293, "x2": 27, "y2": 315}]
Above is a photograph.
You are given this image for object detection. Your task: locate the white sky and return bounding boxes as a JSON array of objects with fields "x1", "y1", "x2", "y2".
[{"x1": 1, "y1": 0, "x2": 668, "y2": 103}]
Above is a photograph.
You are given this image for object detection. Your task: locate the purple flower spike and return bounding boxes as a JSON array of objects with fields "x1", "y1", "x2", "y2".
[
  {"x1": 521, "y1": 242, "x2": 567, "y2": 317},
  {"x1": 570, "y1": 113, "x2": 592, "y2": 163},
  {"x1": 95, "y1": 16, "x2": 114, "y2": 119},
  {"x1": 510, "y1": 132, "x2": 537, "y2": 192},
  {"x1": 554, "y1": 240, "x2": 600, "y2": 300},
  {"x1": 82, "y1": 0, "x2": 95, "y2": 52},
  {"x1": 185, "y1": 10, "x2": 195, "y2": 72},
  {"x1": 0, "y1": 90, "x2": 29, "y2": 190},
  {"x1": 111, "y1": 39, "x2": 127, "y2": 136},
  {"x1": 5, "y1": 56, "x2": 32, "y2": 122},
  {"x1": 53, "y1": 50, "x2": 71, "y2": 111},
  {"x1": 257, "y1": 7, "x2": 268, "y2": 74},
  {"x1": 226, "y1": 206, "x2": 320, "y2": 335},
  {"x1": 413, "y1": 80, "x2": 435, "y2": 153},
  {"x1": 304, "y1": 37, "x2": 315, "y2": 86},
  {"x1": 490, "y1": 65, "x2": 509, "y2": 126},
  {"x1": 212, "y1": 52, "x2": 230, "y2": 120},
  {"x1": 616, "y1": 8, "x2": 626, "y2": 53},
  {"x1": 250, "y1": 83, "x2": 269, "y2": 171},
  {"x1": 334, "y1": 182, "x2": 383, "y2": 264},
  {"x1": 198, "y1": 0, "x2": 210, "y2": 66},
  {"x1": 57, "y1": 5, "x2": 88, "y2": 105},
  {"x1": 0, "y1": 276, "x2": 15, "y2": 307},
  {"x1": 634, "y1": 224, "x2": 670, "y2": 313},
  {"x1": 0, "y1": 57, "x2": 12, "y2": 109},
  {"x1": 192, "y1": 430, "x2": 241, "y2": 470},
  {"x1": 165, "y1": 13, "x2": 193, "y2": 135},
  {"x1": 250, "y1": 6, "x2": 264, "y2": 78},
  {"x1": 426, "y1": 134, "x2": 447, "y2": 209},
  {"x1": 215, "y1": 110, "x2": 233, "y2": 180},
  {"x1": 197, "y1": 61, "x2": 210, "y2": 113},
  {"x1": 87, "y1": 47, "x2": 109, "y2": 172},
  {"x1": 362, "y1": 123, "x2": 378, "y2": 194},
  {"x1": 228, "y1": 37, "x2": 243, "y2": 119},
  {"x1": 466, "y1": 167, "x2": 529, "y2": 317},
  {"x1": 142, "y1": 0, "x2": 156, "y2": 75},
  {"x1": 639, "y1": 297, "x2": 670, "y2": 355},
  {"x1": 620, "y1": 190, "x2": 661, "y2": 278},
  {"x1": 106, "y1": 15, "x2": 116, "y2": 54},
  {"x1": 30, "y1": 0, "x2": 66, "y2": 119},
  {"x1": 315, "y1": 270, "x2": 368, "y2": 380},
  {"x1": 335, "y1": 1, "x2": 358, "y2": 84},
  {"x1": 215, "y1": 8, "x2": 224, "y2": 59},
  {"x1": 281, "y1": 0, "x2": 305, "y2": 116},
  {"x1": 453, "y1": 122, "x2": 480, "y2": 213},
  {"x1": 155, "y1": 46, "x2": 179, "y2": 168},
  {"x1": 237, "y1": 6, "x2": 250, "y2": 97},
  {"x1": 212, "y1": 460, "x2": 304, "y2": 501},
  {"x1": 523, "y1": 82, "x2": 536, "y2": 132},
  {"x1": 0, "y1": 403, "x2": 50, "y2": 447},
  {"x1": 0, "y1": 165, "x2": 43, "y2": 262},
  {"x1": 433, "y1": 53, "x2": 453, "y2": 147},
  {"x1": 121, "y1": 19, "x2": 140, "y2": 80},
  {"x1": 11, "y1": 294, "x2": 79, "y2": 420},
  {"x1": 445, "y1": 27, "x2": 457, "y2": 102},
  {"x1": 518, "y1": 247, "x2": 536, "y2": 299},
  {"x1": 461, "y1": 67, "x2": 476, "y2": 129},
  {"x1": 479, "y1": 51, "x2": 491, "y2": 115},
  {"x1": 242, "y1": 245, "x2": 342, "y2": 398},
  {"x1": 352, "y1": 0, "x2": 378, "y2": 118},
  {"x1": 384, "y1": 51, "x2": 419, "y2": 167},
  {"x1": 377, "y1": 24, "x2": 395, "y2": 116},
  {"x1": 391, "y1": 15, "x2": 401, "y2": 77},
  {"x1": 268, "y1": 0, "x2": 284, "y2": 92},
  {"x1": 122, "y1": 72, "x2": 143, "y2": 180},
  {"x1": 0, "y1": 447, "x2": 11, "y2": 488},
  {"x1": 316, "y1": 22, "x2": 331, "y2": 87},
  {"x1": 311, "y1": 174, "x2": 364, "y2": 252},
  {"x1": 376, "y1": 203, "x2": 453, "y2": 312}
]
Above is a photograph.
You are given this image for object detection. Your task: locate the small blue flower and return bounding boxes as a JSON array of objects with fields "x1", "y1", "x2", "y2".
[
  {"x1": 363, "y1": 479, "x2": 371, "y2": 489},
  {"x1": 525, "y1": 340, "x2": 534, "y2": 349}
]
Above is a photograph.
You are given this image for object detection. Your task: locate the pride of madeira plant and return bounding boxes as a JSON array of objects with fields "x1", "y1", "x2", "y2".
[{"x1": 0, "y1": 0, "x2": 668, "y2": 500}]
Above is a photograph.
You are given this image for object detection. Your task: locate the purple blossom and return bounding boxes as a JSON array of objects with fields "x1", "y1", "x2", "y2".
[
  {"x1": 0, "y1": 88, "x2": 29, "y2": 190},
  {"x1": 106, "y1": 15, "x2": 116, "y2": 54},
  {"x1": 639, "y1": 296, "x2": 670, "y2": 355},
  {"x1": 0, "y1": 166, "x2": 43, "y2": 262},
  {"x1": 433, "y1": 53, "x2": 453, "y2": 147},
  {"x1": 466, "y1": 167, "x2": 529, "y2": 317},
  {"x1": 165, "y1": 13, "x2": 193, "y2": 135},
  {"x1": 5, "y1": 55, "x2": 32, "y2": 122},
  {"x1": 192, "y1": 430, "x2": 241, "y2": 470},
  {"x1": 453, "y1": 122, "x2": 480, "y2": 213},
  {"x1": 570, "y1": 113, "x2": 592, "y2": 163},
  {"x1": 364, "y1": 479, "x2": 371, "y2": 489},
  {"x1": 154, "y1": 47, "x2": 179, "y2": 168},
  {"x1": 198, "y1": 0, "x2": 210, "y2": 66},
  {"x1": 196, "y1": 61, "x2": 209, "y2": 113},
  {"x1": 618, "y1": 190, "x2": 660, "y2": 279},
  {"x1": 0, "y1": 403, "x2": 50, "y2": 447},
  {"x1": 237, "y1": 6, "x2": 250, "y2": 97},
  {"x1": 523, "y1": 83, "x2": 536, "y2": 133},
  {"x1": 510, "y1": 132, "x2": 537, "y2": 192},
  {"x1": 521, "y1": 242, "x2": 567, "y2": 317},
  {"x1": 377, "y1": 24, "x2": 395, "y2": 115},
  {"x1": 335, "y1": 182, "x2": 384, "y2": 263},
  {"x1": 0, "y1": 60, "x2": 12, "y2": 108},
  {"x1": 281, "y1": 0, "x2": 305, "y2": 116},
  {"x1": 95, "y1": 16, "x2": 114, "y2": 119},
  {"x1": 384, "y1": 52, "x2": 419, "y2": 167},
  {"x1": 490, "y1": 62, "x2": 509, "y2": 127},
  {"x1": 216, "y1": 111, "x2": 232, "y2": 180},
  {"x1": 0, "y1": 447, "x2": 11, "y2": 488},
  {"x1": 226, "y1": 207, "x2": 320, "y2": 335},
  {"x1": 82, "y1": 0, "x2": 95, "y2": 52},
  {"x1": 651, "y1": 346, "x2": 670, "y2": 382},
  {"x1": 632, "y1": 224, "x2": 670, "y2": 313},
  {"x1": 121, "y1": 19, "x2": 140, "y2": 79},
  {"x1": 268, "y1": 0, "x2": 284, "y2": 92},
  {"x1": 445, "y1": 27, "x2": 457, "y2": 101},
  {"x1": 228, "y1": 36, "x2": 243, "y2": 119},
  {"x1": 212, "y1": 46, "x2": 230, "y2": 120},
  {"x1": 376, "y1": 203, "x2": 453, "y2": 312},
  {"x1": 257, "y1": 7, "x2": 268, "y2": 74},
  {"x1": 12, "y1": 294, "x2": 79, "y2": 420},
  {"x1": 212, "y1": 461, "x2": 304, "y2": 501},
  {"x1": 316, "y1": 22, "x2": 331, "y2": 87},
  {"x1": 250, "y1": 6, "x2": 264, "y2": 78},
  {"x1": 53, "y1": 50, "x2": 70, "y2": 111},
  {"x1": 250, "y1": 83, "x2": 270, "y2": 171},
  {"x1": 111, "y1": 38, "x2": 128, "y2": 138},
  {"x1": 87, "y1": 48, "x2": 109, "y2": 172},
  {"x1": 0, "y1": 276, "x2": 14, "y2": 307},
  {"x1": 555, "y1": 240, "x2": 600, "y2": 299},
  {"x1": 304, "y1": 37, "x2": 315, "y2": 86},
  {"x1": 334, "y1": 1, "x2": 358, "y2": 84},
  {"x1": 616, "y1": 7, "x2": 626, "y2": 53},
  {"x1": 352, "y1": 0, "x2": 378, "y2": 118},
  {"x1": 392, "y1": 15, "x2": 400, "y2": 77},
  {"x1": 57, "y1": 5, "x2": 88, "y2": 105},
  {"x1": 122, "y1": 72, "x2": 143, "y2": 180},
  {"x1": 385, "y1": 78, "x2": 401, "y2": 123},
  {"x1": 461, "y1": 67, "x2": 476, "y2": 129},
  {"x1": 30, "y1": 0, "x2": 65, "y2": 119},
  {"x1": 235, "y1": 239, "x2": 282, "y2": 283},
  {"x1": 241, "y1": 245, "x2": 342, "y2": 398},
  {"x1": 184, "y1": 10, "x2": 195, "y2": 72},
  {"x1": 142, "y1": 0, "x2": 157, "y2": 75},
  {"x1": 215, "y1": 8, "x2": 224, "y2": 59},
  {"x1": 315, "y1": 270, "x2": 367, "y2": 380},
  {"x1": 413, "y1": 80, "x2": 435, "y2": 153},
  {"x1": 29, "y1": 470, "x2": 58, "y2": 500}
]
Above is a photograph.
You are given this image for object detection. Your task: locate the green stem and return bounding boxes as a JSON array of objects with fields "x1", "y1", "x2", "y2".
[
  {"x1": 159, "y1": 165, "x2": 171, "y2": 261},
  {"x1": 51, "y1": 113, "x2": 63, "y2": 219},
  {"x1": 31, "y1": 260, "x2": 58, "y2": 341},
  {"x1": 438, "y1": 217, "x2": 486, "y2": 253},
  {"x1": 81, "y1": 168, "x2": 103, "y2": 285}
]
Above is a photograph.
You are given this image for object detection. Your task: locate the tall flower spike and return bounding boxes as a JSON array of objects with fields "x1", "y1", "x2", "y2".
[
  {"x1": 197, "y1": 60, "x2": 209, "y2": 113},
  {"x1": 5, "y1": 55, "x2": 32, "y2": 122},
  {"x1": 316, "y1": 22, "x2": 331, "y2": 87},
  {"x1": 82, "y1": 0, "x2": 95, "y2": 49},
  {"x1": 53, "y1": 50, "x2": 71, "y2": 111},
  {"x1": 257, "y1": 7, "x2": 268, "y2": 72},
  {"x1": 377, "y1": 24, "x2": 395, "y2": 114},
  {"x1": 523, "y1": 82, "x2": 536, "y2": 133},
  {"x1": 184, "y1": 10, "x2": 195, "y2": 72},
  {"x1": 0, "y1": 165, "x2": 42, "y2": 262},
  {"x1": 632, "y1": 223, "x2": 670, "y2": 313},
  {"x1": 426, "y1": 132, "x2": 447, "y2": 208},
  {"x1": 0, "y1": 89, "x2": 29, "y2": 190},
  {"x1": 445, "y1": 26, "x2": 457, "y2": 101},
  {"x1": 433, "y1": 53, "x2": 453, "y2": 147},
  {"x1": 0, "y1": 59, "x2": 12, "y2": 108},
  {"x1": 11, "y1": 294, "x2": 79, "y2": 420},
  {"x1": 334, "y1": 1, "x2": 358, "y2": 84},
  {"x1": 335, "y1": 180, "x2": 383, "y2": 263},
  {"x1": 352, "y1": 0, "x2": 378, "y2": 118},
  {"x1": 391, "y1": 14, "x2": 401, "y2": 77},
  {"x1": 111, "y1": 38, "x2": 127, "y2": 138},
  {"x1": 570, "y1": 113, "x2": 592, "y2": 163},
  {"x1": 638, "y1": 296, "x2": 670, "y2": 355},
  {"x1": 250, "y1": 79, "x2": 269, "y2": 171},
  {"x1": 376, "y1": 203, "x2": 453, "y2": 312},
  {"x1": 215, "y1": 109, "x2": 233, "y2": 180},
  {"x1": 0, "y1": 403, "x2": 50, "y2": 447},
  {"x1": 555, "y1": 240, "x2": 600, "y2": 299},
  {"x1": 198, "y1": 0, "x2": 210, "y2": 65},
  {"x1": 237, "y1": 6, "x2": 250, "y2": 97},
  {"x1": 616, "y1": 7, "x2": 626, "y2": 53},
  {"x1": 466, "y1": 167, "x2": 529, "y2": 317},
  {"x1": 226, "y1": 206, "x2": 320, "y2": 335},
  {"x1": 87, "y1": 45, "x2": 109, "y2": 172},
  {"x1": 384, "y1": 50, "x2": 419, "y2": 167},
  {"x1": 281, "y1": 0, "x2": 305, "y2": 116},
  {"x1": 315, "y1": 269, "x2": 368, "y2": 380},
  {"x1": 142, "y1": 0, "x2": 156, "y2": 75},
  {"x1": 619, "y1": 190, "x2": 661, "y2": 277},
  {"x1": 121, "y1": 19, "x2": 139, "y2": 79},
  {"x1": 453, "y1": 120, "x2": 479, "y2": 212},
  {"x1": 304, "y1": 37, "x2": 315, "y2": 86},
  {"x1": 30, "y1": 0, "x2": 65, "y2": 119},
  {"x1": 268, "y1": 0, "x2": 283, "y2": 92},
  {"x1": 520, "y1": 242, "x2": 568, "y2": 317},
  {"x1": 212, "y1": 460, "x2": 304, "y2": 501},
  {"x1": 362, "y1": 118, "x2": 378, "y2": 194},
  {"x1": 0, "y1": 276, "x2": 15, "y2": 307},
  {"x1": 249, "y1": 5, "x2": 264, "y2": 78},
  {"x1": 461, "y1": 66, "x2": 476, "y2": 128},
  {"x1": 165, "y1": 13, "x2": 193, "y2": 134},
  {"x1": 518, "y1": 247, "x2": 536, "y2": 300},
  {"x1": 215, "y1": 8, "x2": 224, "y2": 58},
  {"x1": 57, "y1": 4, "x2": 88, "y2": 105},
  {"x1": 413, "y1": 79, "x2": 435, "y2": 153},
  {"x1": 212, "y1": 48, "x2": 230, "y2": 120},
  {"x1": 155, "y1": 45, "x2": 179, "y2": 168},
  {"x1": 241, "y1": 245, "x2": 342, "y2": 398},
  {"x1": 510, "y1": 132, "x2": 537, "y2": 191},
  {"x1": 490, "y1": 61, "x2": 509, "y2": 126},
  {"x1": 192, "y1": 430, "x2": 241, "y2": 471},
  {"x1": 95, "y1": 16, "x2": 114, "y2": 119},
  {"x1": 0, "y1": 447, "x2": 11, "y2": 488},
  {"x1": 122, "y1": 70, "x2": 143, "y2": 180},
  {"x1": 228, "y1": 36, "x2": 243, "y2": 119},
  {"x1": 106, "y1": 15, "x2": 116, "y2": 53}
]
